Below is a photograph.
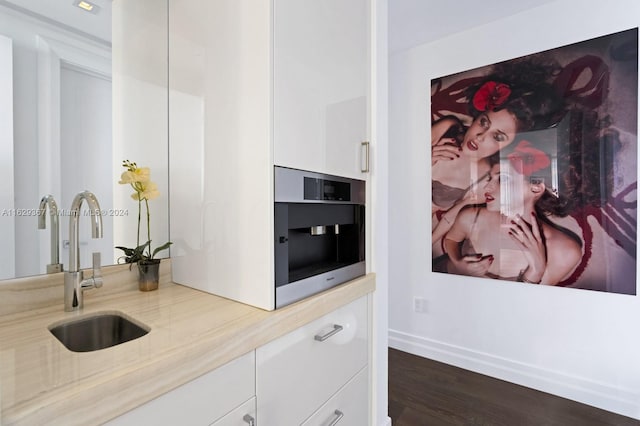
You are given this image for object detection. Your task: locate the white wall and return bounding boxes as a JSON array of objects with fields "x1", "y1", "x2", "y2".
[
  {"x1": 0, "y1": 35, "x2": 15, "y2": 278},
  {"x1": 371, "y1": 2, "x2": 390, "y2": 425},
  {"x1": 0, "y1": 7, "x2": 46, "y2": 278},
  {"x1": 389, "y1": 0, "x2": 640, "y2": 419},
  {"x1": 112, "y1": 0, "x2": 169, "y2": 264},
  {"x1": 0, "y1": 5, "x2": 113, "y2": 278},
  {"x1": 60, "y1": 65, "x2": 113, "y2": 269}
]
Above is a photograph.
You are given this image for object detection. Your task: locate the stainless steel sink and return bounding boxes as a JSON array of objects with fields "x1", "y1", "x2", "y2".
[{"x1": 49, "y1": 312, "x2": 150, "y2": 352}]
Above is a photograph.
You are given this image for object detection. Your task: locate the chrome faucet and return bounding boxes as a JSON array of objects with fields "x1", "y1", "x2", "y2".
[
  {"x1": 38, "y1": 195, "x2": 63, "y2": 273},
  {"x1": 63, "y1": 191, "x2": 104, "y2": 311}
]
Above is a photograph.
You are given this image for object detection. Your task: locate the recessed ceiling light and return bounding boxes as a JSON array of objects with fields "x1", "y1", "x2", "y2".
[{"x1": 73, "y1": 0, "x2": 101, "y2": 14}]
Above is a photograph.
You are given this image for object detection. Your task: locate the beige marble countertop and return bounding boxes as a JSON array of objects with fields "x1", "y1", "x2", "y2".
[{"x1": 0, "y1": 267, "x2": 375, "y2": 425}]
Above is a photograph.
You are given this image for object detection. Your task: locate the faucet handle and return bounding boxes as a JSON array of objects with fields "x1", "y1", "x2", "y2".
[{"x1": 91, "y1": 252, "x2": 103, "y2": 289}]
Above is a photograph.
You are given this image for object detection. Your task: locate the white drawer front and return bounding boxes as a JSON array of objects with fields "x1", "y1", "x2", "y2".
[
  {"x1": 108, "y1": 351, "x2": 255, "y2": 426},
  {"x1": 256, "y1": 296, "x2": 368, "y2": 426},
  {"x1": 302, "y1": 367, "x2": 369, "y2": 426},
  {"x1": 211, "y1": 397, "x2": 256, "y2": 426}
]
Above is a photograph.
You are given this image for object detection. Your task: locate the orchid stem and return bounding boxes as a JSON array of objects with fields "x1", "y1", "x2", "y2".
[
  {"x1": 137, "y1": 196, "x2": 141, "y2": 249},
  {"x1": 145, "y1": 198, "x2": 151, "y2": 258}
]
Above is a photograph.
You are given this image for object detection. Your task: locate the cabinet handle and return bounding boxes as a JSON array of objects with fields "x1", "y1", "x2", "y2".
[
  {"x1": 314, "y1": 324, "x2": 343, "y2": 342},
  {"x1": 327, "y1": 409, "x2": 344, "y2": 426},
  {"x1": 361, "y1": 141, "x2": 370, "y2": 173},
  {"x1": 243, "y1": 414, "x2": 255, "y2": 425}
]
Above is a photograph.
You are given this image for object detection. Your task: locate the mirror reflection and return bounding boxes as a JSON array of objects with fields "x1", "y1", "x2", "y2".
[{"x1": 0, "y1": 0, "x2": 169, "y2": 280}]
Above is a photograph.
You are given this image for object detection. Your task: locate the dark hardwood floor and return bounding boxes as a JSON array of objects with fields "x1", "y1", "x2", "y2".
[{"x1": 388, "y1": 348, "x2": 640, "y2": 426}]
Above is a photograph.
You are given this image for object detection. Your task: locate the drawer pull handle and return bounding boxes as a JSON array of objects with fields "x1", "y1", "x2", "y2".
[
  {"x1": 361, "y1": 141, "x2": 370, "y2": 173},
  {"x1": 243, "y1": 414, "x2": 255, "y2": 425},
  {"x1": 328, "y1": 409, "x2": 344, "y2": 426},
  {"x1": 314, "y1": 324, "x2": 343, "y2": 342}
]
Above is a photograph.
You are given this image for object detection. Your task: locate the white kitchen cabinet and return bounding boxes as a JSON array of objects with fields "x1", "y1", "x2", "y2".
[
  {"x1": 302, "y1": 368, "x2": 369, "y2": 426},
  {"x1": 273, "y1": 0, "x2": 369, "y2": 179},
  {"x1": 107, "y1": 294, "x2": 372, "y2": 425},
  {"x1": 169, "y1": 0, "x2": 274, "y2": 310},
  {"x1": 211, "y1": 397, "x2": 256, "y2": 426},
  {"x1": 106, "y1": 351, "x2": 255, "y2": 426},
  {"x1": 169, "y1": 0, "x2": 371, "y2": 310},
  {"x1": 256, "y1": 295, "x2": 369, "y2": 425}
]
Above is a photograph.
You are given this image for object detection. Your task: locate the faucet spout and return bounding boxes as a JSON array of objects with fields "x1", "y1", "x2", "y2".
[
  {"x1": 64, "y1": 191, "x2": 104, "y2": 311},
  {"x1": 68, "y1": 191, "x2": 103, "y2": 272},
  {"x1": 38, "y1": 195, "x2": 63, "y2": 273}
]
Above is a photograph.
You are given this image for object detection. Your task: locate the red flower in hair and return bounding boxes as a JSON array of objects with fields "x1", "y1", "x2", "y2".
[
  {"x1": 507, "y1": 140, "x2": 550, "y2": 177},
  {"x1": 472, "y1": 81, "x2": 512, "y2": 111}
]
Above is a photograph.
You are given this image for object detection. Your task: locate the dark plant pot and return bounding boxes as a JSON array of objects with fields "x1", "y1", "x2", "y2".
[{"x1": 138, "y1": 259, "x2": 161, "y2": 291}]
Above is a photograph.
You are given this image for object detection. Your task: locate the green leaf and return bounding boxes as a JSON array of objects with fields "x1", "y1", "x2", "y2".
[
  {"x1": 115, "y1": 246, "x2": 136, "y2": 256},
  {"x1": 151, "y1": 241, "x2": 173, "y2": 259},
  {"x1": 115, "y1": 241, "x2": 151, "y2": 263}
]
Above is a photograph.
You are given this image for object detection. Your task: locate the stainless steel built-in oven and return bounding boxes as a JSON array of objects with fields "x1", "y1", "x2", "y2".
[{"x1": 274, "y1": 166, "x2": 365, "y2": 308}]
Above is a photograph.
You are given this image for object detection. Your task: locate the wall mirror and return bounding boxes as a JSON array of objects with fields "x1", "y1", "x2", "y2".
[{"x1": 0, "y1": 0, "x2": 169, "y2": 280}]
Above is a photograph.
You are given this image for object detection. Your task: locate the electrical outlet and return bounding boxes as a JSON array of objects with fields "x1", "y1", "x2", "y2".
[{"x1": 413, "y1": 297, "x2": 428, "y2": 314}]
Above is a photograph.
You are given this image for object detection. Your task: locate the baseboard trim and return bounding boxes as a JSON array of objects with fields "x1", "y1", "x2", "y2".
[
  {"x1": 380, "y1": 415, "x2": 392, "y2": 426},
  {"x1": 389, "y1": 329, "x2": 639, "y2": 420}
]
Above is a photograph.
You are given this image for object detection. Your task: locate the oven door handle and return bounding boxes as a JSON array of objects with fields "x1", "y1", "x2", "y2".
[{"x1": 314, "y1": 324, "x2": 344, "y2": 342}]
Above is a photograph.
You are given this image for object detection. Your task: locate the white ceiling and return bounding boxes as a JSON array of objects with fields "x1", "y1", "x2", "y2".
[
  {"x1": 388, "y1": 0, "x2": 557, "y2": 54},
  {"x1": 0, "y1": 0, "x2": 111, "y2": 43},
  {"x1": 0, "y1": 0, "x2": 556, "y2": 55}
]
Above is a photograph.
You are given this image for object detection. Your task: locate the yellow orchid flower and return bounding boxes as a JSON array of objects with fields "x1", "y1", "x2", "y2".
[
  {"x1": 118, "y1": 167, "x2": 150, "y2": 184},
  {"x1": 116, "y1": 160, "x2": 171, "y2": 264},
  {"x1": 130, "y1": 181, "x2": 160, "y2": 201}
]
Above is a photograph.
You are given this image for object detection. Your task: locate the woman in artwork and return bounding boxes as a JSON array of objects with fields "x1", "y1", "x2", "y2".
[
  {"x1": 443, "y1": 150, "x2": 580, "y2": 284},
  {"x1": 442, "y1": 117, "x2": 617, "y2": 285},
  {"x1": 431, "y1": 58, "x2": 565, "y2": 259}
]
